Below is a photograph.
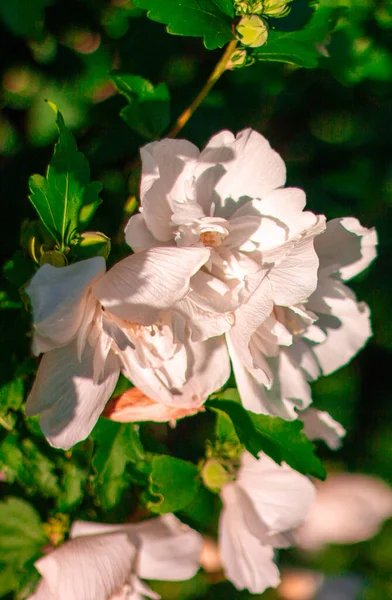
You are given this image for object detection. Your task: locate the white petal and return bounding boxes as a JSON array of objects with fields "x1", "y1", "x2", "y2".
[
  {"x1": 300, "y1": 408, "x2": 346, "y2": 450},
  {"x1": 237, "y1": 452, "x2": 316, "y2": 537},
  {"x1": 26, "y1": 257, "x2": 106, "y2": 355},
  {"x1": 93, "y1": 247, "x2": 210, "y2": 324},
  {"x1": 33, "y1": 532, "x2": 135, "y2": 600},
  {"x1": 315, "y1": 217, "x2": 378, "y2": 281},
  {"x1": 124, "y1": 214, "x2": 166, "y2": 252},
  {"x1": 219, "y1": 484, "x2": 280, "y2": 594},
  {"x1": 267, "y1": 216, "x2": 326, "y2": 306},
  {"x1": 311, "y1": 280, "x2": 372, "y2": 375},
  {"x1": 278, "y1": 350, "x2": 313, "y2": 413},
  {"x1": 197, "y1": 129, "x2": 286, "y2": 219},
  {"x1": 140, "y1": 139, "x2": 199, "y2": 241},
  {"x1": 26, "y1": 341, "x2": 119, "y2": 449},
  {"x1": 135, "y1": 514, "x2": 202, "y2": 581},
  {"x1": 121, "y1": 336, "x2": 230, "y2": 407}
]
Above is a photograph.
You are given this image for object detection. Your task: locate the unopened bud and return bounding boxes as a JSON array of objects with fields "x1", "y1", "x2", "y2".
[
  {"x1": 201, "y1": 458, "x2": 231, "y2": 493},
  {"x1": 236, "y1": 15, "x2": 268, "y2": 48},
  {"x1": 39, "y1": 250, "x2": 68, "y2": 267},
  {"x1": 74, "y1": 231, "x2": 111, "y2": 260},
  {"x1": 234, "y1": 0, "x2": 264, "y2": 15},
  {"x1": 228, "y1": 49, "x2": 256, "y2": 69},
  {"x1": 262, "y1": 0, "x2": 292, "y2": 18}
]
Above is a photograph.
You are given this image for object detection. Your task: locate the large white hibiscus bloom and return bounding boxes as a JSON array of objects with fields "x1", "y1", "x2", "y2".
[
  {"x1": 219, "y1": 452, "x2": 315, "y2": 594},
  {"x1": 26, "y1": 248, "x2": 230, "y2": 449},
  {"x1": 29, "y1": 514, "x2": 202, "y2": 600},
  {"x1": 230, "y1": 217, "x2": 377, "y2": 418},
  {"x1": 125, "y1": 128, "x2": 326, "y2": 393}
]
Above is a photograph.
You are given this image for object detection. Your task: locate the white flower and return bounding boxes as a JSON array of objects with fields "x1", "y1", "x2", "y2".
[
  {"x1": 26, "y1": 248, "x2": 230, "y2": 449},
  {"x1": 300, "y1": 408, "x2": 346, "y2": 450},
  {"x1": 125, "y1": 129, "x2": 326, "y2": 404},
  {"x1": 229, "y1": 217, "x2": 377, "y2": 418},
  {"x1": 219, "y1": 452, "x2": 315, "y2": 594},
  {"x1": 29, "y1": 514, "x2": 202, "y2": 600},
  {"x1": 296, "y1": 473, "x2": 392, "y2": 550}
]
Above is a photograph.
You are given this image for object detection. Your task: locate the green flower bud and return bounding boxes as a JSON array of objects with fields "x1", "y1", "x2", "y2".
[
  {"x1": 234, "y1": 0, "x2": 264, "y2": 15},
  {"x1": 228, "y1": 49, "x2": 256, "y2": 69},
  {"x1": 262, "y1": 0, "x2": 292, "y2": 18},
  {"x1": 73, "y1": 231, "x2": 111, "y2": 260},
  {"x1": 201, "y1": 458, "x2": 232, "y2": 493},
  {"x1": 39, "y1": 250, "x2": 68, "y2": 267},
  {"x1": 236, "y1": 15, "x2": 268, "y2": 48}
]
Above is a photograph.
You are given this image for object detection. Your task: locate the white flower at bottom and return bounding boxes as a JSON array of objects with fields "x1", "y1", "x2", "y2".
[
  {"x1": 29, "y1": 514, "x2": 202, "y2": 600},
  {"x1": 219, "y1": 452, "x2": 315, "y2": 594}
]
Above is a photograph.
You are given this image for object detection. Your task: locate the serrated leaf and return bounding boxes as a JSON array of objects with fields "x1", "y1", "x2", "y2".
[
  {"x1": 0, "y1": 497, "x2": 46, "y2": 565},
  {"x1": 147, "y1": 455, "x2": 200, "y2": 514},
  {"x1": 112, "y1": 73, "x2": 170, "y2": 139},
  {"x1": 92, "y1": 419, "x2": 146, "y2": 510},
  {"x1": 208, "y1": 398, "x2": 326, "y2": 479},
  {"x1": 134, "y1": 0, "x2": 235, "y2": 50},
  {"x1": 28, "y1": 105, "x2": 102, "y2": 250},
  {"x1": 253, "y1": 7, "x2": 336, "y2": 68}
]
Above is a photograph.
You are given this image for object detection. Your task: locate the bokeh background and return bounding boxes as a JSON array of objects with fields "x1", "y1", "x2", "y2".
[{"x1": 1, "y1": 0, "x2": 392, "y2": 599}]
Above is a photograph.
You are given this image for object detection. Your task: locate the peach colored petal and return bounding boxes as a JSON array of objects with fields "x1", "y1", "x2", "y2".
[{"x1": 103, "y1": 387, "x2": 204, "y2": 425}]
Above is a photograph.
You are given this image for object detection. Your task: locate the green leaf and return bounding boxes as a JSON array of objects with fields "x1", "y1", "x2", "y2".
[
  {"x1": 3, "y1": 251, "x2": 35, "y2": 289},
  {"x1": 112, "y1": 73, "x2": 170, "y2": 139},
  {"x1": 253, "y1": 7, "x2": 336, "y2": 68},
  {"x1": 134, "y1": 0, "x2": 235, "y2": 50},
  {"x1": 0, "y1": 434, "x2": 61, "y2": 497},
  {"x1": 57, "y1": 463, "x2": 88, "y2": 512},
  {"x1": 0, "y1": 379, "x2": 24, "y2": 430},
  {"x1": 0, "y1": 497, "x2": 46, "y2": 565},
  {"x1": 28, "y1": 104, "x2": 103, "y2": 250},
  {"x1": 92, "y1": 419, "x2": 146, "y2": 510},
  {"x1": 147, "y1": 455, "x2": 200, "y2": 514},
  {"x1": 208, "y1": 397, "x2": 326, "y2": 479}
]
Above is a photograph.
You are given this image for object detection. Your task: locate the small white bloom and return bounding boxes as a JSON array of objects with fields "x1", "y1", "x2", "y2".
[
  {"x1": 219, "y1": 452, "x2": 315, "y2": 594},
  {"x1": 28, "y1": 514, "x2": 202, "y2": 600}
]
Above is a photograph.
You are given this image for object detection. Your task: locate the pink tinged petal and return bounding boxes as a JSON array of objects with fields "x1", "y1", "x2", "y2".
[
  {"x1": 26, "y1": 257, "x2": 106, "y2": 355},
  {"x1": 315, "y1": 217, "x2": 378, "y2": 281},
  {"x1": 312, "y1": 281, "x2": 372, "y2": 375},
  {"x1": 33, "y1": 532, "x2": 136, "y2": 600},
  {"x1": 278, "y1": 350, "x2": 313, "y2": 413},
  {"x1": 103, "y1": 387, "x2": 204, "y2": 424},
  {"x1": 296, "y1": 474, "x2": 392, "y2": 550},
  {"x1": 287, "y1": 338, "x2": 321, "y2": 381},
  {"x1": 219, "y1": 484, "x2": 281, "y2": 594},
  {"x1": 300, "y1": 408, "x2": 346, "y2": 450},
  {"x1": 237, "y1": 452, "x2": 316, "y2": 536},
  {"x1": 93, "y1": 247, "x2": 210, "y2": 324},
  {"x1": 197, "y1": 129, "x2": 286, "y2": 219},
  {"x1": 267, "y1": 216, "x2": 326, "y2": 306},
  {"x1": 140, "y1": 139, "x2": 199, "y2": 241},
  {"x1": 124, "y1": 214, "x2": 168, "y2": 252},
  {"x1": 26, "y1": 341, "x2": 119, "y2": 450},
  {"x1": 135, "y1": 514, "x2": 203, "y2": 581}
]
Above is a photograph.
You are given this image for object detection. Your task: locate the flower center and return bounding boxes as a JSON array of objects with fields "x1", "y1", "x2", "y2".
[{"x1": 199, "y1": 230, "x2": 227, "y2": 248}]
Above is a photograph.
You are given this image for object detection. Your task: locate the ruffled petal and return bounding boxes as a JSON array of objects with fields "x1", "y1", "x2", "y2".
[
  {"x1": 196, "y1": 129, "x2": 286, "y2": 219},
  {"x1": 237, "y1": 452, "x2": 316, "y2": 537},
  {"x1": 140, "y1": 139, "x2": 199, "y2": 241},
  {"x1": 26, "y1": 341, "x2": 119, "y2": 449},
  {"x1": 93, "y1": 247, "x2": 210, "y2": 324},
  {"x1": 125, "y1": 214, "x2": 166, "y2": 252},
  {"x1": 300, "y1": 408, "x2": 346, "y2": 450},
  {"x1": 33, "y1": 532, "x2": 135, "y2": 600},
  {"x1": 219, "y1": 484, "x2": 280, "y2": 594},
  {"x1": 26, "y1": 257, "x2": 106, "y2": 355}
]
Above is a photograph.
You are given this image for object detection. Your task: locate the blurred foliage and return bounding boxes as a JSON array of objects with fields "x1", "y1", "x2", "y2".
[{"x1": 1, "y1": 0, "x2": 392, "y2": 598}]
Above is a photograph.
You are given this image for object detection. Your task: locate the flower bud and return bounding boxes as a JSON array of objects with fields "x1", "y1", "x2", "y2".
[
  {"x1": 39, "y1": 249, "x2": 68, "y2": 267},
  {"x1": 234, "y1": 0, "x2": 264, "y2": 15},
  {"x1": 262, "y1": 0, "x2": 292, "y2": 18},
  {"x1": 228, "y1": 48, "x2": 256, "y2": 69},
  {"x1": 201, "y1": 458, "x2": 231, "y2": 493},
  {"x1": 73, "y1": 231, "x2": 111, "y2": 260},
  {"x1": 236, "y1": 15, "x2": 268, "y2": 48}
]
